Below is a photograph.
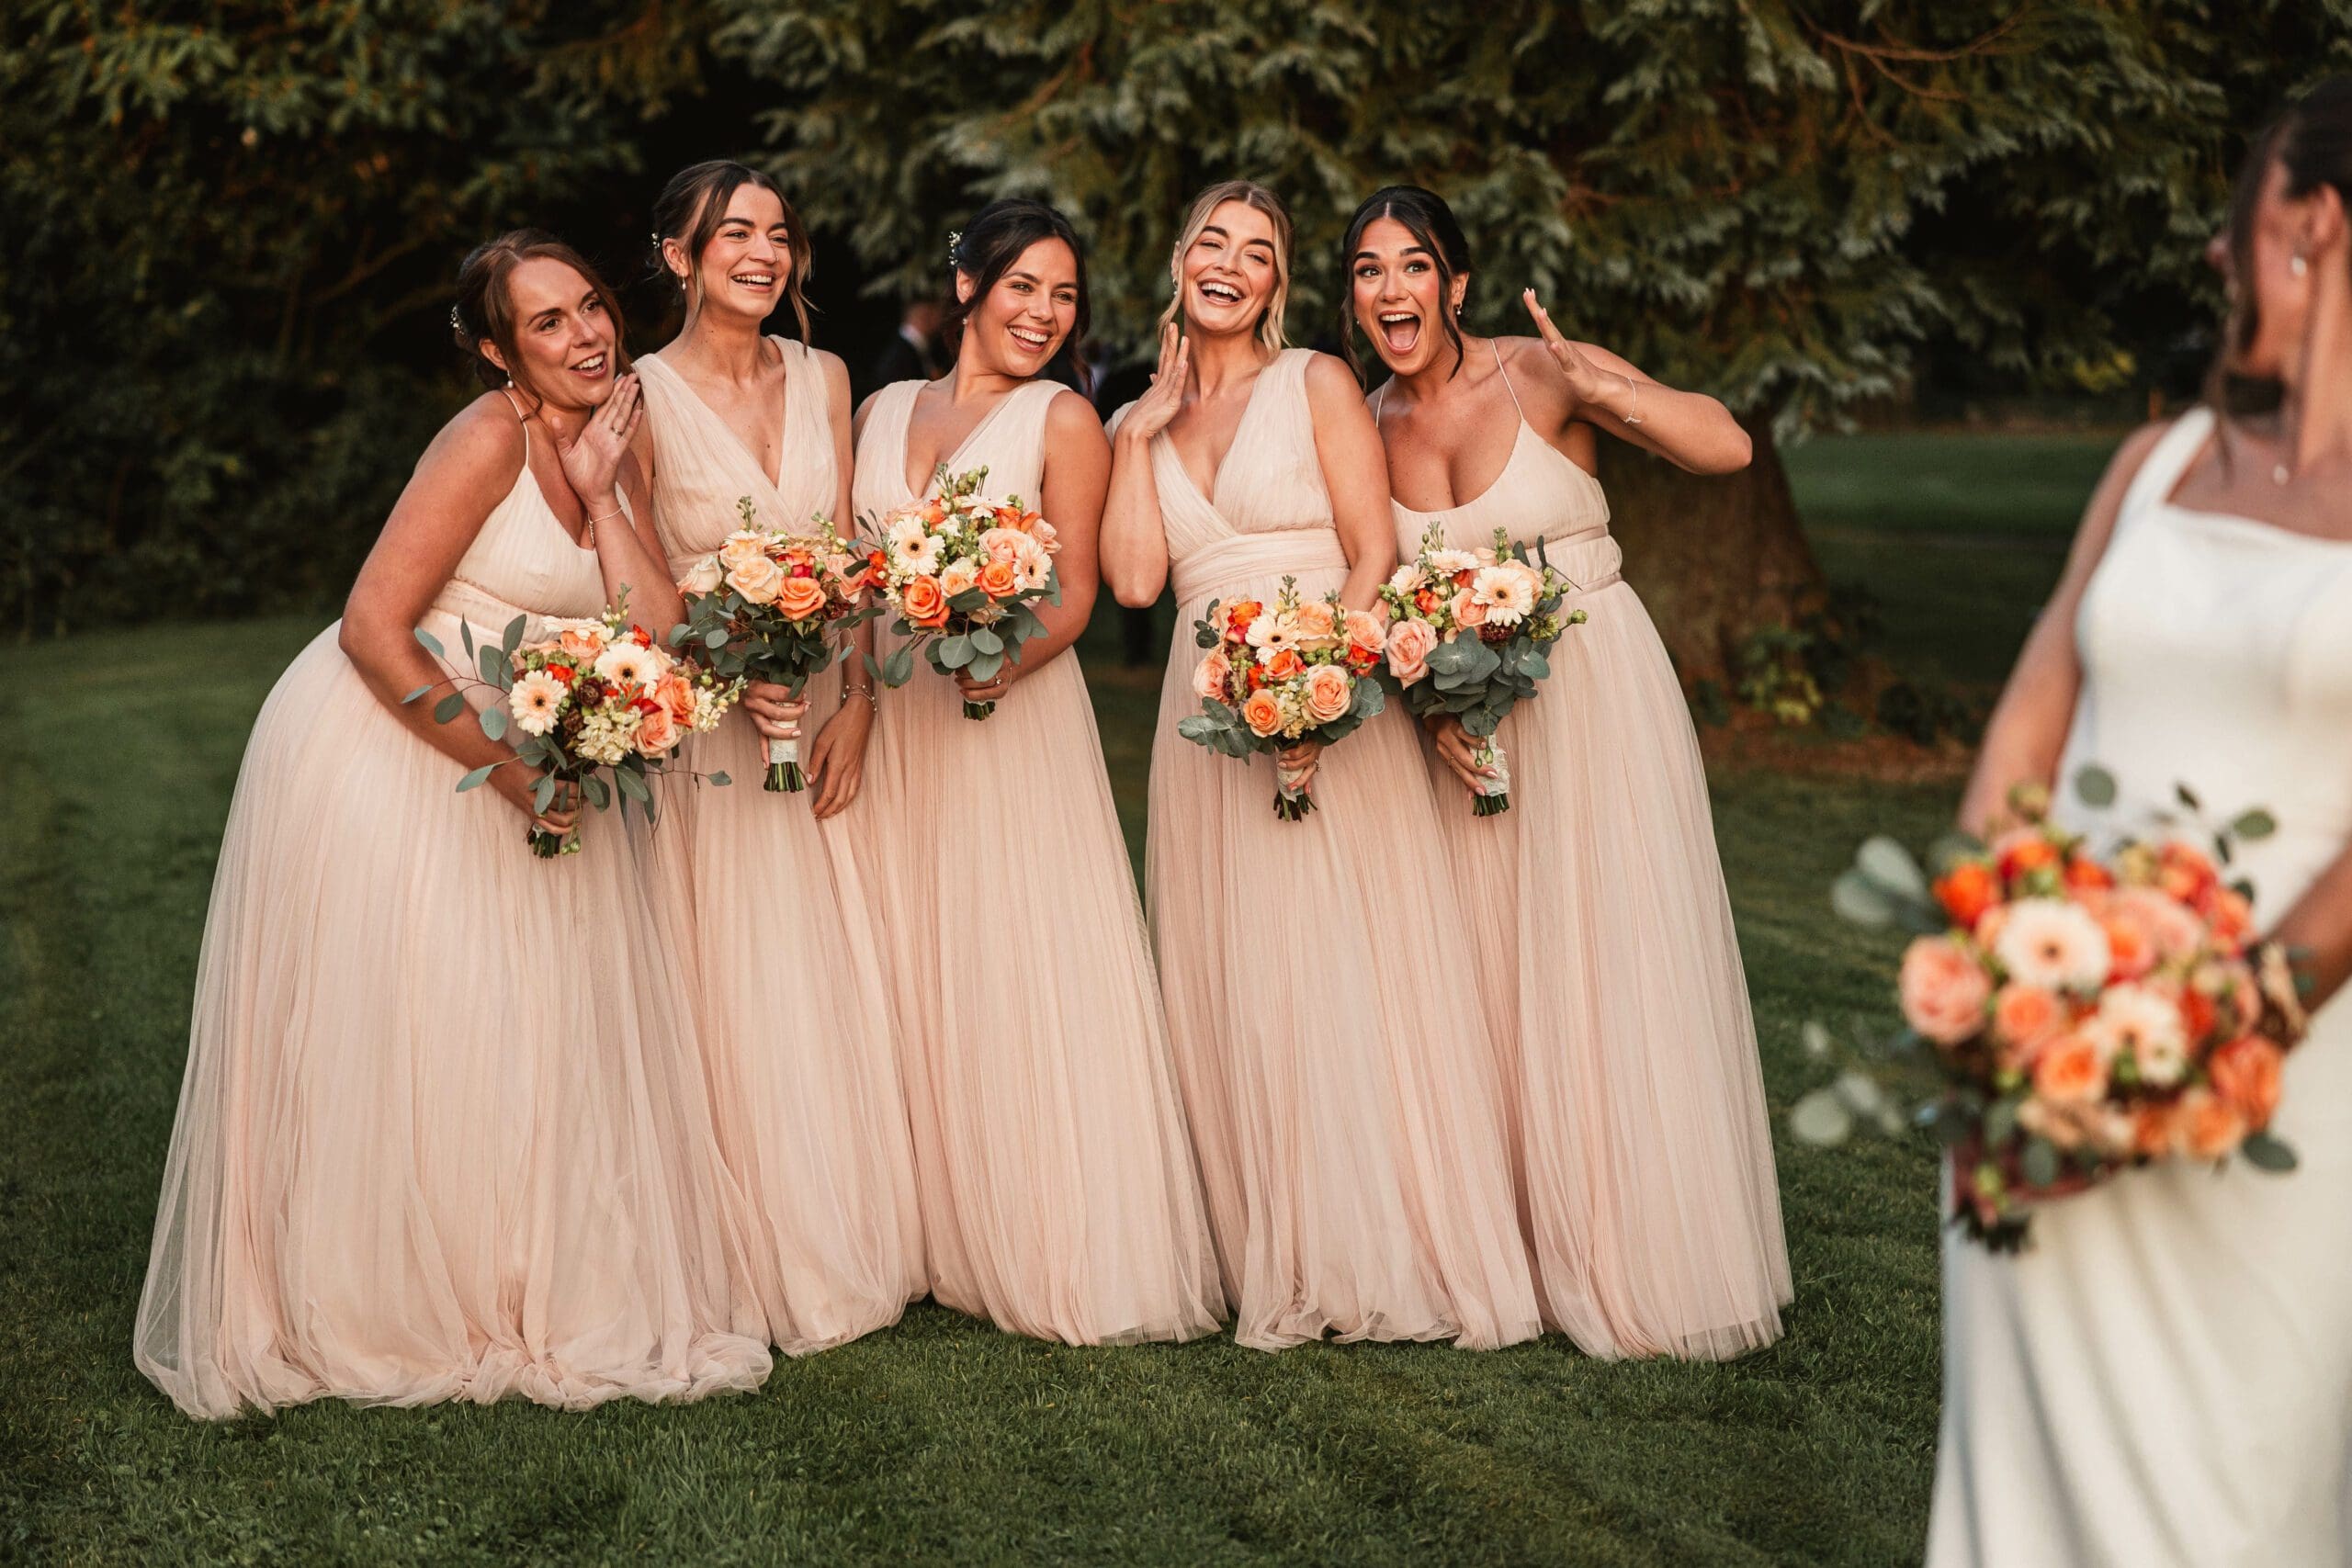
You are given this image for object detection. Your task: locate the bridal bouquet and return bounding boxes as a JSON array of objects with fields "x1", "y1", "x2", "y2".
[
  {"x1": 864, "y1": 465, "x2": 1059, "y2": 719},
  {"x1": 1793, "y1": 770, "x2": 2309, "y2": 1250},
  {"x1": 412, "y1": 600, "x2": 741, "y2": 857},
  {"x1": 1374, "y1": 525, "x2": 1587, "y2": 816},
  {"x1": 1176, "y1": 576, "x2": 1386, "y2": 821},
  {"x1": 674, "y1": 498, "x2": 875, "y2": 792}
]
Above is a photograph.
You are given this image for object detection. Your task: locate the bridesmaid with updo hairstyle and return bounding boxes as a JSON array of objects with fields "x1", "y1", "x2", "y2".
[{"x1": 134, "y1": 231, "x2": 772, "y2": 1417}]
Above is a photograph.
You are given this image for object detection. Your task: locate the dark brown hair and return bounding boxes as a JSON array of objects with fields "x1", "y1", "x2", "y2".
[
  {"x1": 1340, "y1": 185, "x2": 1474, "y2": 382},
  {"x1": 449, "y1": 230, "x2": 629, "y2": 410},
  {"x1": 650, "y1": 160, "x2": 815, "y2": 344},
  {"x1": 945, "y1": 198, "x2": 1092, "y2": 392},
  {"x1": 2209, "y1": 77, "x2": 2352, "y2": 419}
]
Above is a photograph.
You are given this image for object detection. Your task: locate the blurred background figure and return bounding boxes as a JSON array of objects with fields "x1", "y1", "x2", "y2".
[{"x1": 861, "y1": 298, "x2": 944, "y2": 401}]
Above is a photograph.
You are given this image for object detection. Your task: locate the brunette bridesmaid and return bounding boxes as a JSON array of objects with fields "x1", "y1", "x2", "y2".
[
  {"x1": 133, "y1": 232, "x2": 772, "y2": 1416},
  {"x1": 848, "y1": 197, "x2": 1222, "y2": 1346},
  {"x1": 1345, "y1": 185, "x2": 1790, "y2": 1359},
  {"x1": 1101, "y1": 180, "x2": 1540, "y2": 1351},
  {"x1": 634, "y1": 161, "x2": 924, "y2": 1353}
]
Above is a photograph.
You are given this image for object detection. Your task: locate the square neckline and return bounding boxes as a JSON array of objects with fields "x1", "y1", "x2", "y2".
[{"x1": 2156, "y1": 414, "x2": 2352, "y2": 550}]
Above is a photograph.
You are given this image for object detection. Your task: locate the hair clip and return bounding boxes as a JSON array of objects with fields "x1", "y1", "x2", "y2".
[
  {"x1": 447, "y1": 304, "x2": 464, "y2": 333},
  {"x1": 650, "y1": 231, "x2": 662, "y2": 248},
  {"x1": 946, "y1": 230, "x2": 964, "y2": 270}
]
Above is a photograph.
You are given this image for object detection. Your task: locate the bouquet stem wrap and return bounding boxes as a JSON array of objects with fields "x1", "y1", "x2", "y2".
[
  {"x1": 1274, "y1": 761, "x2": 1316, "y2": 821},
  {"x1": 1471, "y1": 739, "x2": 1512, "y2": 817}
]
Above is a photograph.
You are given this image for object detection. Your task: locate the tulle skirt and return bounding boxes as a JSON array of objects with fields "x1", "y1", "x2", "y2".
[
  {"x1": 134, "y1": 620, "x2": 773, "y2": 1418},
  {"x1": 1149, "y1": 559, "x2": 1542, "y2": 1352},
  {"x1": 1431, "y1": 537, "x2": 1789, "y2": 1359},
  {"x1": 635, "y1": 680, "x2": 926, "y2": 1355},
  {"x1": 851, "y1": 645, "x2": 1223, "y2": 1345}
]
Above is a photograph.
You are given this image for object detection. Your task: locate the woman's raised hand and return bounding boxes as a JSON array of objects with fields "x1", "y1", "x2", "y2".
[
  {"x1": 556, "y1": 371, "x2": 644, "y2": 513},
  {"x1": 1119, "y1": 323, "x2": 1191, "y2": 444},
  {"x1": 1521, "y1": 290, "x2": 1611, "y2": 407}
]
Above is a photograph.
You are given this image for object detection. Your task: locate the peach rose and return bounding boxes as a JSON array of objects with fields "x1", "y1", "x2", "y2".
[
  {"x1": 1241, "y1": 689, "x2": 1284, "y2": 738},
  {"x1": 2116, "y1": 886, "x2": 2203, "y2": 964},
  {"x1": 2101, "y1": 908, "x2": 2155, "y2": 982},
  {"x1": 1304, "y1": 664, "x2": 1351, "y2": 725},
  {"x1": 900, "y1": 575, "x2": 949, "y2": 629},
  {"x1": 980, "y1": 526, "x2": 1028, "y2": 563},
  {"x1": 1451, "y1": 590, "x2": 1489, "y2": 629},
  {"x1": 1992, "y1": 984, "x2": 2067, "y2": 1066},
  {"x1": 978, "y1": 559, "x2": 1018, "y2": 598},
  {"x1": 2209, "y1": 886, "x2": 2255, "y2": 950},
  {"x1": 940, "y1": 558, "x2": 979, "y2": 599},
  {"x1": 558, "y1": 625, "x2": 607, "y2": 661},
  {"x1": 653, "y1": 672, "x2": 697, "y2": 727},
  {"x1": 1265, "y1": 648, "x2": 1306, "y2": 682},
  {"x1": 717, "y1": 529, "x2": 767, "y2": 572},
  {"x1": 1934, "y1": 862, "x2": 1999, "y2": 930},
  {"x1": 2031, "y1": 1032, "x2": 2107, "y2": 1104},
  {"x1": 1899, "y1": 936, "x2": 1992, "y2": 1046},
  {"x1": 1973, "y1": 903, "x2": 2011, "y2": 953},
  {"x1": 1194, "y1": 649, "x2": 1233, "y2": 703},
  {"x1": 2208, "y1": 1035, "x2": 2285, "y2": 1128},
  {"x1": 728, "y1": 552, "x2": 784, "y2": 605},
  {"x1": 2158, "y1": 840, "x2": 2221, "y2": 904},
  {"x1": 2180, "y1": 1088, "x2": 2246, "y2": 1161},
  {"x1": 776, "y1": 576, "x2": 827, "y2": 621},
  {"x1": 635, "y1": 703, "x2": 680, "y2": 757},
  {"x1": 1293, "y1": 600, "x2": 1337, "y2": 640},
  {"x1": 1385, "y1": 618, "x2": 1440, "y2": 685},
  {"x1": 679, "y1": 554, "x2": 725, "y2": 595},
  {"x1": 1343, "y1": 610, "x2": 1386, "y2": 657}
]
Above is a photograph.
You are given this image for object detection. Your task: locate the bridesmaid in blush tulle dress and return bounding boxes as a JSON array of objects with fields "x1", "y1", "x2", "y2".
[
  {"x1": 1101, "y1": 180, "x2": 1540, "y2": 1351},
  {"x1": 632, "y1": 161, "x2": 923, "y2": 1354},
  {"x1": 133, "y1": 232, "x2": 772, "y2": 1418},
  {"x1": 848, "y1": 198, "x2": 1221, "y2": 1346},
  {"x1": 1343, "y1": 186, "x2": 1789, "y2": 1360}
]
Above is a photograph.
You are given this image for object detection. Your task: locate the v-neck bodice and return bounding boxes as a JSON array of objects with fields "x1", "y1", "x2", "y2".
[
  {"x1": 639, "y1": 336, "x2": 835, "y2": 571},
  {"x1": 430, "y1": 398, "x2": 610, "y2": 634},
  {"x1": 851, "y1": 377, "x2": 1060, "y2": 519}
]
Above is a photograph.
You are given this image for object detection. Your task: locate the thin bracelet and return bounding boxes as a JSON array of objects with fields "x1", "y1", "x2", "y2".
[
  {"x1": 1619, "y1": 372, "x2": 1643, "y2": 426},
  {"x1": 842, "y1": 682, "x2": 878, "y2": 710}
]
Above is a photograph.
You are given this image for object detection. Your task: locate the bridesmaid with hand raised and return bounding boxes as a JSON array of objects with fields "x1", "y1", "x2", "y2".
[
  {"x1": 1102, "y1": 180, "x2": 1539, "y2": 1351},
  {"x1": 850, "y1": 198, "x2": 1221, "y2": 1347},
  {"x1": 632, "y1": 161, "x2": 924, "y2": 1355},
  {"x1": 134, "y1": 232, "x2": 770, "y2": 1416},
  {"x1": 1346, "y1": 186, "x2": 1789, "y2": 1360}
]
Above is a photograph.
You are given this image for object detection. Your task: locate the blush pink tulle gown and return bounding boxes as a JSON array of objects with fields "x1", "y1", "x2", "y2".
[
  {"x1": 1377, "y1": 343, "x2": 1790, "y2": 1359},
  {"x1": 1120, "y1": 347, "x2": 1542, "y2": 1351},
  {"x1": 847, "y1": 375, "x2": 1223, "y2": 1346},
  {"x1": 635, "y1": 337, "x2": 926, "y2": 1354},
  {"x1": 134, "y1": 399, "x2": 774, "y2": 1418}
]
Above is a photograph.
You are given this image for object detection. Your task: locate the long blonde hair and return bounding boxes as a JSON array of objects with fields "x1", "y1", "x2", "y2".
[{"x1": 1156, "y1": 179, "x2": 1293, "y2": 354}]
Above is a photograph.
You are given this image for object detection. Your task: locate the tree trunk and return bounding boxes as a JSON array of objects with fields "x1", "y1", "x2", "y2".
[{"x1": 1598, "y1": 414, "x2": 1824, "y2": 687}]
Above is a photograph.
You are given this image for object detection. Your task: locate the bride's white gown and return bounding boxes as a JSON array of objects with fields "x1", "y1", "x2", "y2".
[{"x1": 1929, "y1": 407, "x2": 2352, "y2": 1565}]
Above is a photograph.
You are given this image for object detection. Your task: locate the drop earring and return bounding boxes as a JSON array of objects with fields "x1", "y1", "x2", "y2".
[{"x1": 2291, "y1": 252, "x2": 2310, "y2": 278}]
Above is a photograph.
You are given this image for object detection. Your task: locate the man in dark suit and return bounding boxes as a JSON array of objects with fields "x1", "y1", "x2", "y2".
[{"x1": 863, "y1": 299, "x2": 944, "y2": 400}]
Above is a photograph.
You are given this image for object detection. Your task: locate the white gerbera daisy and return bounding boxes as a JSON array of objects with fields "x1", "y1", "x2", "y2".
[
  {"x1": 1471, "y1": 563, "x2": 1538, "y2": 626},
  {"x1": 509, "y1": 671, "x2": 567, "y2": 736},
  {"x1": 594, "y1": 643, "x2": 657, "y2": 691},
  {"x1": 2087, "y1": 982, "x2": 2190, "y2": 1084},
  {"x1": 1427, "y1": 547, "x2": 1477, "y2": 576},
  {"x1": 1387, "y1": 563, "x2": 1428, "y2": 595},
  {"x1": 1993, "y1": 897, "x2": 2113, "y2": 993},
  {"x1": 1245, "y1": 615, "x2": 1298, "y2": 654}
]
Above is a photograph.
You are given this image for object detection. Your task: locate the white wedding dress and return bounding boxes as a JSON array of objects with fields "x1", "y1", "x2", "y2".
[{"x1": 1929, "y1": 407, "x2": 2352, "y2": 1565}]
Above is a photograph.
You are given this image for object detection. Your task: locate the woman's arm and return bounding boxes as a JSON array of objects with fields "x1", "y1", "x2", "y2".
[
  {"x1": 954, "y1": 389, "x2": 1109, "y2": 705},
  {"x1": 1303, "y1": 351, "x2": 1399, "y2": 611},
  {"x1": 1100, "y1": 324, "x2": 1188, "y2": 607},
  {"x1": 1955, "y1": 421, "x2": 2168, "y2": 834},
  {"x1": 337, "y1": 400, "x2": 548, "y2": 823},
  {"x1": 563, "y1": 374, "x2": 682, "y2": 631},
  {"x1": 808, "y1": 349, "x2": 875, "y2": 819},
  {"x1": 1519, "y1": 292, "x2": 1751, "y2": 475}
]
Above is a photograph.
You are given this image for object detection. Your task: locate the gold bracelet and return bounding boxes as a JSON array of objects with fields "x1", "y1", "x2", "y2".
[
  {"x1": 1619, "y1": 372, "x2": 1643, "y2": 426},
  {"x1": 843, "y1": 683, "x2": 878, "y2": 710}
]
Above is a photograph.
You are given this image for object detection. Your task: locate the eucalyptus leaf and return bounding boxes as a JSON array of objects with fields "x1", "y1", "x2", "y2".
[
  {"x1": 1855, "y1": 835, "x2": 1930, "y2": 902},
  {"x1": 431, "y1": 692, "x2": 467, "y2": 725},
  {"x1": 1830, "y1": 869, "x2": 1895, "y2": 928},
  {"x1": 401, "y1": 684, "x2": 433, "y2": 705},
  {"x1": 706, "y1": 627, "x2": 731, "y2": 650},
  {"x1": 2231, "y1": 808, "x2": 2278, "y2": 841},
  {"x1": 1788, "y1": 1089, "x2": 1855, "y2": 1147},
  {"x1": 460, "y1": 619, "x2": 477, "y2": 660},
  {"x1": 2074, "y1": 764, "x2": 2118, "y2": 807},
  {"x1": 615, "y1": 766, "x2": 650, "y2": 804},
  {"x1": 456, "y1": 762, "x2": 499, "y2": 793},
  {"x1": 707, "y1": 771, "x2": 731, "y2": 787},
  {"x1": 502, "y1": 615, "x2": 526, "y2": 656},
  {"x1": 478, "y1": 705, "x2": 508, "y2": 740},
  {"x1": 413, "y1": 626, "x2": 447, "y2": 660},
  {"x1": 2019, "y1": 1136, "x2": 2061, "y2": 1189},
  {"x1": 2240, "y1": 1130, "x2": 2298, "y2": 1173}
]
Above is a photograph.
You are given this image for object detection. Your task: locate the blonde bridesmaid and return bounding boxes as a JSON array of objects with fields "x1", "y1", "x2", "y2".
[
  {"x1": 633, "y1": 161, "x2": 924, "y2": 1353},
  {"x1": 133, "y1": 232, "x2": 772, "y2": 1416},
  {"x1": 1345, "y1": 185, "x2": 1790, "y2": 1359},
  {"x1": 1101, "y1": 180, "x2": 1540, "y2": 1351},
  {"x1": 848, "y1": 197, "x2": 1222, "y2": 1346}
]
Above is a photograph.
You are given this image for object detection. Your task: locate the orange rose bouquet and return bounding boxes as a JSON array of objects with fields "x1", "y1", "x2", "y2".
[
  {"x1": 1176, "y1": 575, "x2": 1386, "y2": 821},
  {"x1": 1374, "y1": 525, "x2": 1588, "y2": 817},
  {"x1": 862, "y1": 464, "x2": 1060, "y2": 720},
  {"x1": 410, "y1": 597, "x2": 741, "y2": 857},
  {"x1": 674, "y1": 497, "x2": 876, "y2": 792},
  {"x1": 1792, "y1": 769, "x2": 2310, "y2": 1250}
]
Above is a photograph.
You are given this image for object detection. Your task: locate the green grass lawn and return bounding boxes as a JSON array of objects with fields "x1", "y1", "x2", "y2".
[{"x1": 1, "y1": 433, "x2": 2098, "y2": 1564}]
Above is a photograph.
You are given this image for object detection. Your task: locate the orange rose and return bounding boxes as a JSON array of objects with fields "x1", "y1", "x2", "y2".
[
  {"x1": 2159, "y1": 841, "x2": 2221, "y2": 905},
  {"x1": 1266, "y1": 648, "x2": 1306, "y2": 682},
  {"x1": 776, "y1": 576, "x2": 828, "y2": 621},
  {"x1": 920, "y1": 501, "x2": 947, "y2": 525},
  {"x1": 1451, "y1": 590, "x2": 1489, "y2": 629},
  {"x1": 1899, "y1": 936, "x2": 1992, "y2": 1046},
  {"x1": 1995, "y1": 830, "x2": 2061, "y2": 882},
  {"x1": 2178, "y1": 985, "x2": 2218, "y2": 1045},
  {"x1": 900, "y1": 575, "x2": 949, "y2": 629},
  {"x1": 1303, "y1": 664, "x2": 1351, "y2": 725},
  {"x1": 2207, "y1": 1035, "x2": 2285, "y2": 1128},
  {"x1": 2031, "y1": 1032, "x2": 2107, "y2": 1104},
  {"x1": 2209, "y1": 886, "x2": 2255, "y2": 950},
  {"x1": 558, "y1": 626, "x2": 605, "y2": 661},
  {"x1": 2101, "y1": 911, "x2": 2154, "y2": 983},
  {"x1": 1343, "y1": 610, "x2": 1386, "y2": 657},
  {"x1": 978, "y1": 559, "x2": 1018, "y2": 599},
  {"x1": 1934, "y1": 862, "x2": 1999, "y2": 929},
  {"x1": 864, "y1": 550, "x2": 890, "y2": 588},
  {"x1": 2180, "y1": 1088, "x2": 2246, "y2": 1160},
  {"x1": 653, "y1": 672, "x2": 697, "y2": 727},
  {"x1": 1241, "y1": 689, "x2": 1283, "y2": 738},
  {"x1": 2133, "y1": 1103, "x2": 2179, "y2": 1158},
  {"x1": 1992, "y1": 984, "x2": 2066, "y2": 1066},
  {"x1": 2064, "y1": 853, "x2": 2115, "y2": 894},
  {"x1": 634, "y1": 704, "x2": 680, "y2": 758}
]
